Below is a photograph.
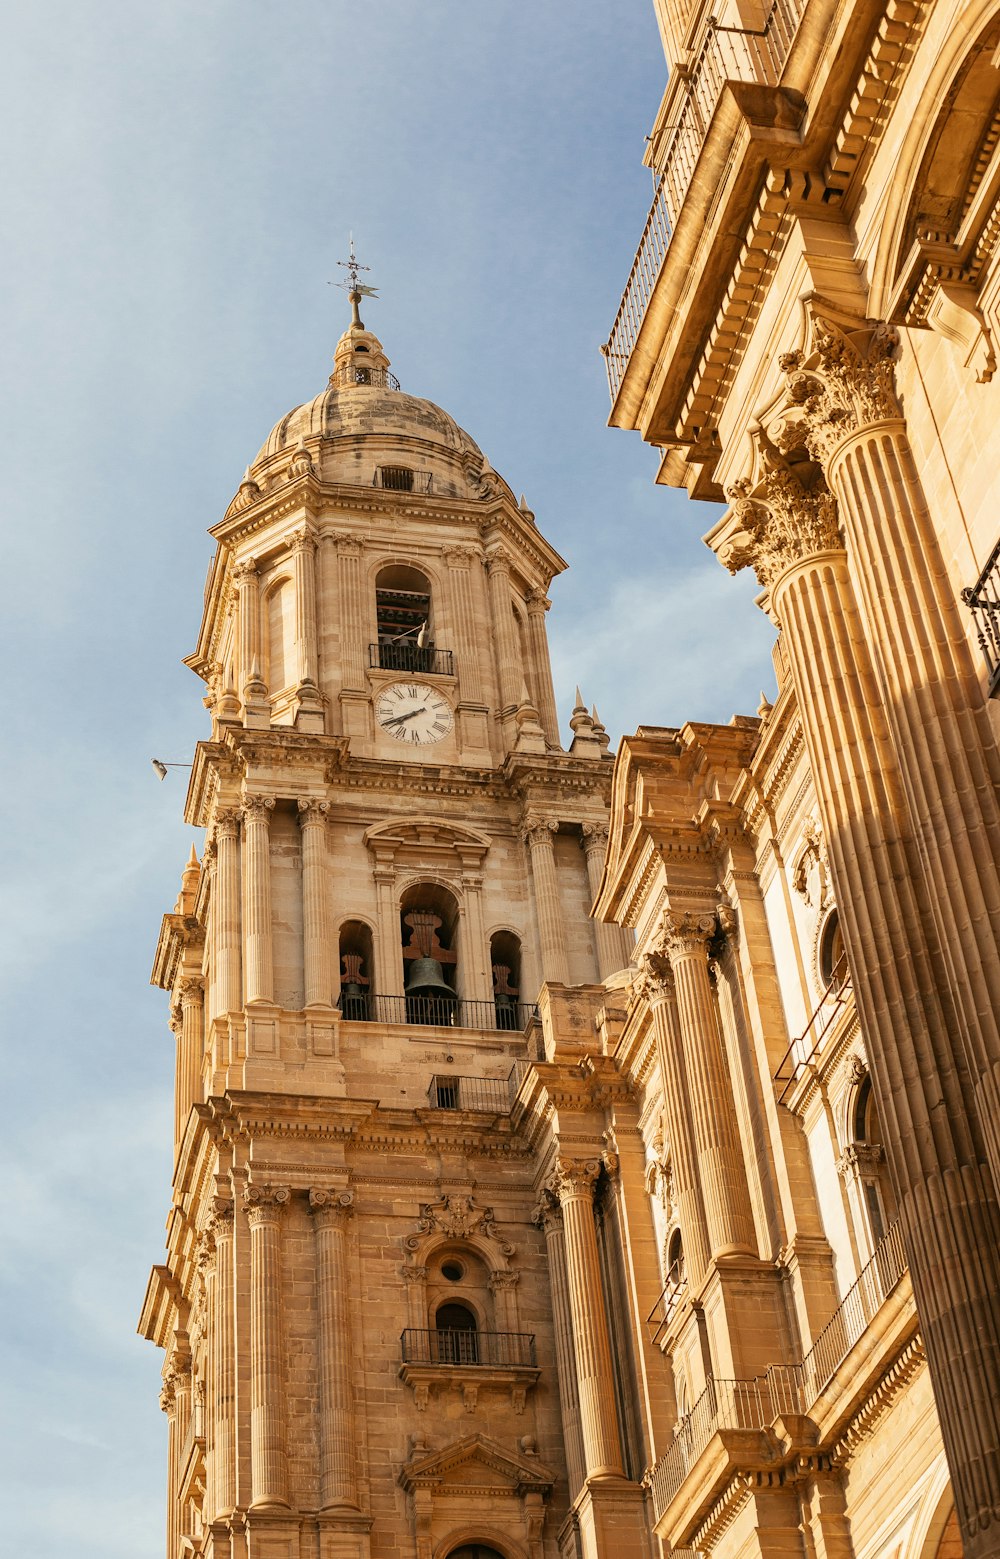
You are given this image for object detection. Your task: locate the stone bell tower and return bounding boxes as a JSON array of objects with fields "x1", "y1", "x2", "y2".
[{"x1": 139, "y1": 264, "x2": 633, "y2": 1559}]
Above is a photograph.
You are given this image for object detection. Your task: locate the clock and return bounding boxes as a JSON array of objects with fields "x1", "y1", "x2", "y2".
[{"x1": 375, "y1": 681, "x2": 454, "y2": 745}]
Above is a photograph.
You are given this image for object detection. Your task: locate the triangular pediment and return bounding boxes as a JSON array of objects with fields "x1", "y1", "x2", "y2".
[
  {"x1": 399, "y1": 1432, "x2": 554, "y2": 1495},
  {"x1": 364, "y1": 817, "x2": 491, "y2": 862}
]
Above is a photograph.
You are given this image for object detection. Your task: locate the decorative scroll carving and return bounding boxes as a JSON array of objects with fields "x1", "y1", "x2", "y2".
[
  {"x1": 297, "y1": 798, "x2": 330, "y2": 825},
  {"x1": 580, "y1": 821, "x2": 609, "y2": 851},
  {"x1": 793, "y1": 817, "x2": 831, "y2": 911},
  {"x1": 243, "y1": 1184, "x2": 291, "y2": 1225},
  {"x1": 405, "y1": 1194, "x2": 515, "y2": 1256},
  {"x1": 214, "y1": 807, "x2": 241, "y2": 841},
  {"x1": 288, "y1": 444, "x2": 315, "y2": 480},
  {"x1": 846, "y1": 1051, "x2": 869, "y2": 1085},
  {"x1": 308, "y1": 1187, "x2": 354, "y2": 1226},
  {"x1": 836, "y1": 1142, "x2": 885, "y2": 1179},
  {"x1": 531, "y1": 1188, "x2": 562, "y2": 1234},
  {"x1": 662, "y1": 910, "x2": 718, "y2": 959},
  {"x1": 241, "y1": 795, "x2": 276, "y2": 824},
  {"x1": 443, "y1": 544, "x2": 477, "y2": 566},
  {"x1": 484, "y1": 549, "x2": 511, "y2": 577},
  {"x1": 520, "y1": 813, "x2": 559, "y2": 847},
  {"x1": 724, "y1": 444, "x2": 841, "y2": 590},
  {"x1": 552, "y1": 1156, "x2": 602, "y2": 1200},
  {"x1": 640, "y1": 949, "x2": 674, "y2": 1002},
  {"x1": 778, "y1": 315, "x2": 902, "y2": 467},
  {"x1": 525, "y1": 586, "x2": 551, "y2": 614}
]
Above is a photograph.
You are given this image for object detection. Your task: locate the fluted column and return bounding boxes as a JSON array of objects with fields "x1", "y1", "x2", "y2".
[
  {"x1": 177, "y1": 977, "x2": 204, "y2": 1138},
  {"x1": 581, "y1": 824, "x2": 632, "y2": 978},
  {"x1": 160, "y1": 1374, "x2": 179, "y2": 1559},
  {"x1": 663, "y1": 910, "x2": 756, "y2": 1259},
  {"x1": 722, "y1": 437, "x2": 1000, "y2": 1558},
  {"x1": 291, "y1": 528, "x2": 319, "y2": 686},
  {"x1": 316, "y1": 532, "x2": 340, "y2": 721},
  {"x1": 459, "y1": 864, "x2": 492, "y2": 1004},
  {"x1": 209, "y1": 1196, "x2": 236, "y2": 1519},
  {"x1": 214, "y1": 810, "x2": 242, "y2": 1015},
  {"x1": 642, "y1": 954, "x2": 711, "y2": 1286},
  {"x1": 371, "y1": 857, "x2": 400, "y2": 1000},
  {"x1": 533, "y1": 1190, "x2": 586, "y2": 1495},
  {"x1": 553, "y1": 1156, "x2": 624, "y2": 1480},
  {"x1": 335, "y1": 534, "x2": 367, "y2": 693},
  {"x1": 242, "y1": 797, "x2": 275, "y2": 1005},
  {"x1": 522, "y1": 816, "x2": 569, "y2": 986},
  {"x1": 485, "y1": 549, "x2": 522, "y2": 718},
  {"x1": 444, "y1": 545, "x2": 484, "y2": 703},
  {"x1": 234, "y1": 561, "x2": 261, "y2": 711},
  {"x1": 309, "y1": 1188, "x2": 358, "y2": 1509},
  {"x1": 525, "y1": 587, "x2": 560, "y2": 747},
  {"x1": 298, "y1": 800, "x2": 332, "y2": 1007},
  {"x1": 244, "y1": 1186, "x2": 291, "y2": 1509}
]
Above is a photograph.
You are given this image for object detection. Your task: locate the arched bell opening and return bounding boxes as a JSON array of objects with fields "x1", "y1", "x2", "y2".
[
  {"x1": 375, "y1": 562, "x2": 436, "y2": 674},
  {"x1": 667, "y1": 1226, "x2": 685, "y2": 1287},
  {"x1": 489, "y1": 930, "x2": 522, "y2": 1030},
  {"x1": 853, "y1": 1072, "x2": 897, "y2": 1238},
  {"x1": 400, "y1": 882, "x2": 460, "y2": 1025},
  {"x1": 338, "y1": 919, "x2": 374, "y2": 1020}
]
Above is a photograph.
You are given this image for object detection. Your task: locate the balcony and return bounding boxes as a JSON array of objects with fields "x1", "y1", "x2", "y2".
[
  {"x1": 646, "y1": 1224, "x2": 908, "y2": 1526},
  {"x1": 340, "y1": 991, "x2": 538, "y2": 1033},
  {"x1": 772, "y1": 950, "x2": 852, "y2": 1105},
  {"x1": 646, "y1": 1261, "x2": 689, "y2": 1348},
  {"x1": 399, "y1": 1327, "x2": 541, "y2": 1412},
  {"x1": 603, "y1": 0, "x2": 805, "y2": 403},
  {"x1": 369, "y1": 641, "x2": 454, "y2": 676},
  {"x1": 427, "y1": 1061, "x2": 531, "y2": 1113},
  {"x1": 962, "y1": 538, "x2": 1000, "y2": 695}
]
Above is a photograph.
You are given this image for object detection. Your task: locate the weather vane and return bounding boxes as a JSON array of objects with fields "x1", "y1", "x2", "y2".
[{"x1": 331, "y1": 234, "x2": 379, "y2": 327}]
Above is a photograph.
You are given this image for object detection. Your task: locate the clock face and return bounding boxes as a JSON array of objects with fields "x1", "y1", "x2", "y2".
[{"x1": 375, "y1": 682, "x2": 454, "y2": 746}]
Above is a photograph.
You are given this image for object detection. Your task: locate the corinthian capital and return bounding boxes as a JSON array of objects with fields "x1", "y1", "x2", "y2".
[
  {"x1": 778, "y1": 313, "x2": 902, "y2": 468},
  {"x1": 641, "y1": 949, "x2": 675, "y2": 1001},
  {"x1": 485, "y1": 549, "x2": 511, "y2": 578},
  {"x1": 308, "y1": 1187, "x2": 354, "y2": 1227},
  {"x1": 297, "y1": 798, "x2": 330, "y2": 826},
  {"x1": 723, "y1": 446, "x2": 841, "y2": 590},
  {"x1": 552, "y1": 1156, "x2": 602, "y2": 1201},
  {"x1": 242, "y1": 794, "x2": 276, "y2": 824},
  {"x1": 214, "y1": 807, "x2": 241, "y2": 840},
  {"x1": 531, "y1": 1186, "x2": 563, "y2": 1234},
  {"x1": 662, "y1": 910, "x2": 718, "y2": 959},
  {"x1": 232, "y1": 559, "x2": 259, "y2": 587},
  {"x1": 525, "y1": 586, "x2": 550, "y2": 614},
  {"x1": 521, "y1": 812, "x2": 559, "y2": 847},
  {"x1": 243, "y1": 1184, "x2": 291, "y2": 1225}
]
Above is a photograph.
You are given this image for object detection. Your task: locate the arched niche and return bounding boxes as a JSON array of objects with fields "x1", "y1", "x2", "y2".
[
  {"x1": 400, "y1": 880, "x2": 460, "y2": 1022},
  {"x1": 338, "y1": 917, "x2": 374, "y2": 1020},
  {"x1": 489, "y1": 929, "x2": 523, "y2": 1029},
  {"x1": 374, "y1": 560, "x2": 439, "y2": 674}
]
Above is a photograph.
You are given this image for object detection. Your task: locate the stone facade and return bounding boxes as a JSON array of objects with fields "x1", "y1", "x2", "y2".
[{"x1": 602, "y1": 1, "x2": 1000, "y2": 1557}]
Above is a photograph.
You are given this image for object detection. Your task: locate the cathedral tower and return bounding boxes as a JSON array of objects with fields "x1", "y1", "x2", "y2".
[{"x1": 140, "y1": 277, "x2": 634, "y2": 1559}]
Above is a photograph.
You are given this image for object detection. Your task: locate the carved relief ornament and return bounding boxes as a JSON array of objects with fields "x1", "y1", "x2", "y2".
[
  {"x1": 777, "y1": 313, "x2": 902, "y2": 469},
  {"x1": 308, "y1": 1186, "x2": 354, "y2": 1226},
  {"x1": 723, "y1": 443, "x2": 842, "y2": 591},
  {"x1": 404, "y1": 1193, "x2": 515, "y2": 1257},
  {"x1": 243, "y1": 1184, "x2": 291, "y2": 1224},
  {"x1": 552, "y1": 1156, "x2": 602, "y2": 1200}
]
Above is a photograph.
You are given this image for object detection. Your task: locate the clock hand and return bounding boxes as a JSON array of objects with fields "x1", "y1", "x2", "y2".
[{"x1": 384, "y1": 706, "x2": 427, "y2": 727}]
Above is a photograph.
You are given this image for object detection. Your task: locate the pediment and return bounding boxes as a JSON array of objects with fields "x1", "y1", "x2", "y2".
[
  {"x1": 364, "y1": 817, "x2": 491, "y2": 865},
  {"x1": 399, "y1": 1433, "x2": 554, "y2": 1495}
]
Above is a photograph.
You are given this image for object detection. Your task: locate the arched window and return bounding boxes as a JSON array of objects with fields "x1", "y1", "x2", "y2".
[
  {"x1": 819, "y1": 908, "x2": 847, "y2": 992},
  {"x1": 447, "y1": 1548, "x2": 508, "y2": 1559},
  {"x1": 489, "y1": 930, "x2": 522, "y2": 1029},
  {"x1": 374, "y1": 563, "x2": 435, "y2": 673},
  {"x1": 434, "y1": 1300, "x2": 479, "y2": 1364},
  {"x1": 667, "y1": 1227, "x2": 685, "y2": 1285},
  {"x1": 400, "y1": 882, "x2": 459, "y2": 1024},
  {"x1": 854, "y1": 1073, "x2": 897, "y2": 1239},
  {"x1": 338, "y1": 920, "x2": 373, "y2": 1020}
]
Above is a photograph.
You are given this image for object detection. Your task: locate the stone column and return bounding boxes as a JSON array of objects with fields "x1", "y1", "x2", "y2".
[
  {"x1": 244, "y1": 1185, "x2": 291, "y2": 1510},
  {"x1": 309, "y1": 1188, "x2": 358, "y2": 1510},
  {"x1": 485, "y1": 549, "x2": 522, "y2": 719},
  {"x1": 581, "y1": 824, "x2": 632, "y2": 978},
  {"x1": 214, "y1": 810, "x2": 242, "y2": 1015},
  {"x1": 241, "y1": 797, "x2": 275, "y2": 1005},
  {"x1": 209, "y1": 1196, "x2": 236, "y2": 1520},
  {"x1": 533, "y1": 1189, "x2": 586, "y2": 1495},
  {"x1": 525, "y1": 587, "x2": 560, "y2": 747},
  {"x1": 316, "y1": 532, "x2": 341, "y2": 721},
  {"x1": 553, "y1": 1156, "x2": 624, "y2": 1480},
  {"x1": 723, "y1": 441, "x2": 1000, "y2": 1558},
  {"x1": 335, "y1": 534, "x2": 367, "y2": 693},
  {"x1": 642, "y1": 954, "x2": 711, "y2": 1287},
  {"x1": 160, "y1": 1374, "x2": 179, "y2": 1559},
  {"x1": 459, "y1": 862, "x2": 492, "y2": 1005},
  {"x1": 298, "y1": 800, "x2": 332, "y2": 1007},
  {"x1": 177, "y1": 977, "x2": 204, "y2": 1139},
  {"x1": 522, "y1": 816, "x2": 569, "y2": 987},
  {"x1": 291, "y1": 528, "x2": 319, "y2": 686},
  {"x1": 444, "y1": 545, "x2": 484, "y2": 703},
  {"x1": 371, "y1": 856, "x2": 400, "y2": 1003},
  {"x1": 663, "y1": 910, "x2": 756, "y2": 1260},
  {"x1": 234, "y1": 561, "x2": 261, "y2": 713}
]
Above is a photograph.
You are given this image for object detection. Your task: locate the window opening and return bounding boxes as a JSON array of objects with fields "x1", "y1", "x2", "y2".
[
  {"x1": 339, "y1": 921, "x2": 373, "y2": 1020},
  {"x1": 379, "y1": 465, "x2": 414, "y2": 492},
  {"x1": 435, "y1": 1301, "x2": 479, "y2": 1364},
  {"x1": 441, "y1": 1259, "x2": 465, "y2": 1283},
  {"x1": 402, "y1": 896, "x2": 458, "y2": 1025},
  {"x1": 490, "y1": 930, "x2": 522, "y2": 1030},
  {"x1": 819, "y1": 909, "x2": 847, "y2": 991}
]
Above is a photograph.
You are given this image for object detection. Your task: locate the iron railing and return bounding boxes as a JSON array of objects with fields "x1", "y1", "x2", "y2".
[
  {"x1": 647, "y1": 1225, "x2": 906, "y2": 1522},
  {"x1": 801, "y1": 1220, "x2": 907, "y2": 1397},
  {"x1": 341, "y1": 992, "x2": 538, "y2": 1032},
  {"x1": 330, "y1": 363, "x2": 400, "y2": 391},
  {"x1": 374, "y1": 465, "x2": 433, "y2": 493},
  {"x1": 647, "y1": 1261, "x2": 689, "y2": 1346},
  {"x1": 603, "y1": 0, "x2": 805, "y2": 402},
  {"x1": 962, "y1": 538, "x2": 1000, "y2": 695},
  {"x1": 369, "y1": 641, "x2": 454, "y2": 676},
  {"x1": 772, "y1": 951, "x2": 852, "y2": 1104},
  {"x1": 401, "y1": 1327, "x2": 536, "y2": 1368},
  {"x1": 428, "y1": 1060, "x2": 531, "y2": 1113}
]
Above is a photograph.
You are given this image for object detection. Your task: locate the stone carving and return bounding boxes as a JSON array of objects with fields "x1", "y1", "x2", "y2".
[
  {"x1": 552, "y1": 1156, "x2": 602, "y2": 1199},
  {"x1": 243, "y1": 1184, "x2": 291, "y2": 1224},
  {"x1": 288, "y1": 443, "x2": 315, "y2": 480},
  {"x1": 521, "y1": 813, "x2": 559, "y2": 847},
  {"x1": 289, "y1": 525, "x2": 317, "y2": 553},
  {"x1": 308, "y1": 1187, "x2": 354, "y2": 1224},
  {"x1": 793, "y1": 818, "x2": 831, "y2": 911},
  {"x1": 405, "y1": 1194, "x2": 515, "y2": 1257},
  {"x1": 241, "y1": 795, "x2": 276, "y2": 824},
  {"x1": 531, "y1": 1187, "x2": 562, "y2": 1234},
  {"x1": 581, "y1": 821, "x2": 609, "y2": 850},
  {"x1": 525, "y1": 586, "x2": 551, "y2": 614},
  {"x1": 484, "y1": 549, "x2": 511, "y2": 577},
  {"x1": 846, "y1": 1051, "x2": 869, "y2": 1085},
  {"x1": 836, "y1": 1142, "x2": 885, "y2": 1180},
  {"x1": 724, "y1": 443, "x2": 841, "y2": 590},
  {"x1": 213, "y1": 807, "x2": 241, "y2": 840},
  {"x1": 662, "y1": 910, "x2": 719, "y2": 958},
  {"x1": 640, "y1": 949, "x2": 675, "y2": 1000},
  {"x1": 778, "y1": 315, "x2": 902, "y2": 468},
  {"x1": 297, "y1": 798, "x2": 330, "y2": 825},
  {"x1": 443, "y1": 544, "x2": 478, "y2": 565}
]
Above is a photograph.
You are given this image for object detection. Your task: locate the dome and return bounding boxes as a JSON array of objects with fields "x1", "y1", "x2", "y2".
[{"x1": 248, "y1": 306, "x2": 488, "y2": 502}]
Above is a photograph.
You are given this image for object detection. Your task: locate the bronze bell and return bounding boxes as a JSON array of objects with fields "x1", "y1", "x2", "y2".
[{"x1": 405, "y1": 957, "x2": 456, "y2": 1001}]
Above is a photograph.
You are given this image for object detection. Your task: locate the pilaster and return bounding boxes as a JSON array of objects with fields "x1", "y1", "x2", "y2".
[
  {"x1": 309, "y1": 1188, "x2": 359, "y2": 1511},
  {"x1": 241, "y1": 797, "x2": 275, "y2": 1006},
  {"x1": 244, "y1": 1185, "x2": 291, "y2": 1511},
  {"x1": 523, "y1": 815, "x2": 570, "y2": 987}
]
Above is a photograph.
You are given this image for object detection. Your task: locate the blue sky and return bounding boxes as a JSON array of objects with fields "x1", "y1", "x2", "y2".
[{"x1": 0, "y1": 4, "x2": 775, "y2": 1553}]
